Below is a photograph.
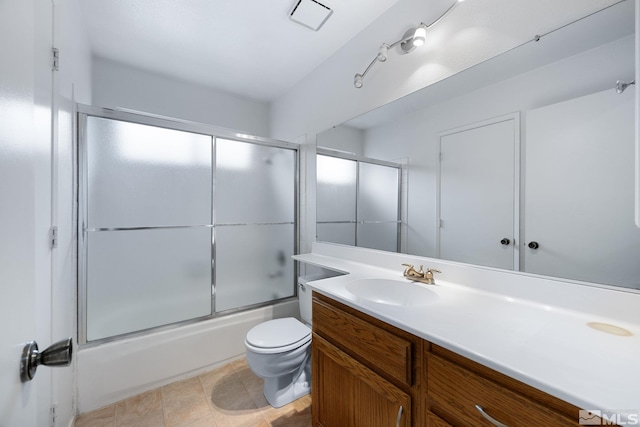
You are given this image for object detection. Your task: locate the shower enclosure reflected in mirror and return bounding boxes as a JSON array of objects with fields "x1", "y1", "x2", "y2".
[
  {"x1": 316, "y1": 148, "x2": 402, "y2": 252},
  {"x1": 316, "y1": 0, "x2": 640, "y2": 290}
]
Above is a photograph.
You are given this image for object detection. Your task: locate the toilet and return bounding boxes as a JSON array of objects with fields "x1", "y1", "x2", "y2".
[{"x1": 244, "y1": 276, "x2": 314, "y2": 408}]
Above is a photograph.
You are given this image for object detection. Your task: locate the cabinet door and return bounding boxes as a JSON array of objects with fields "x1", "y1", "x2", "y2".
[{"x1": 313, "y1": 334, "x2": 410, "y2": 427}]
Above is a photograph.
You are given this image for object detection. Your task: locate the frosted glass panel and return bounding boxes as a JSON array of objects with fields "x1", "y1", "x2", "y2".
[
  {"x1": 215, "y1": 224, "x2": 294, "y2": 312},
  {"x1": 316, "y1": 155, "x2": 357, "y2": 222},
  {"x1": 87, "y1": 117, "x2": 212, "y2": 228},
  {"x1": 86, "y1": 228, "x2": 212, "y2": 341},
  {"x1": 317, "y1": 223, "x2": 356, "y2": 246},
  {"x1": 357, "y1": 223, "x2": 398, "y2": 252},
  {"x1": 358, "y1": 162, "x2": 399, "y2": 222},
  {"x1": 216, "y1": 139, "x2": 295, "y2": 223}
]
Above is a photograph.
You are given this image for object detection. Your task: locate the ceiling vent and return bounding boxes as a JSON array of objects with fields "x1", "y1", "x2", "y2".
[{"x1": 289, "y1": 0, "x2": 333, "y2": 31}]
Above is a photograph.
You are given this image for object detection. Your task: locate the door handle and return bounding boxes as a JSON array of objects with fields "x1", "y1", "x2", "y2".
[
  {"x1": 500, "y1": 238, "x2": 511, "y2": 245},
  {"x1": 21, "y1": 337, "x2": 73, "y2": 382},
  {"x1": 475, "y1": 405, "x2": 509, "y2": 427},
  {"x1": 527, "y1": 241, "x2": 539, "y2": 249},
  {"x1": 396, "y1": 405, "x2": 404, "y2": 427}
]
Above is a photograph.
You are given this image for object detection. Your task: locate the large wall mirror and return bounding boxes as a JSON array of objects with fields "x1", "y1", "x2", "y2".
[{"x1": 316, "y1": 0, "x2": 640, "y2": 290}]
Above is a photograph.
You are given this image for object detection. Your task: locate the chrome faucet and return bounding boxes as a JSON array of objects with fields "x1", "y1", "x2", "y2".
[{"x1": 402, "y1": 263, "x2": 441, "y2": 285}]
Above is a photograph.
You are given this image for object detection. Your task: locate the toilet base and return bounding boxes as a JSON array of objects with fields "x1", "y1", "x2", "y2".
[{"x1": 263, "y1": 356, "x2": 311, "y2": 408}]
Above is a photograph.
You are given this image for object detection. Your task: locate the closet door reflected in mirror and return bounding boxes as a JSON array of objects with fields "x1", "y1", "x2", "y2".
[
  {"x1": 524, "y1": 89, "x2": 640, "y2": 287},
  {"x1": 438, "y1": 115, "x2": 519, "y2": 270}
]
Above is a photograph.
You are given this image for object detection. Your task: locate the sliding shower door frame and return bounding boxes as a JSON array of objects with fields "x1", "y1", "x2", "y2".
[
  {"x1": 316, "y1": 147, "x2": 402, "y2": 252},
  {"x1": 76, "y1": 105, "x2": 299, "y2": 346}
]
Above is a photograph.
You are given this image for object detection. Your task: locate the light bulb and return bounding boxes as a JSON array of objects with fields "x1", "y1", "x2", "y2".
[
  {"x1": 412, "y1": 26, "x2": 426, "y2": 47},
  {"x1": 354, "y1": 74, "x2": 363, "y2": 88}
]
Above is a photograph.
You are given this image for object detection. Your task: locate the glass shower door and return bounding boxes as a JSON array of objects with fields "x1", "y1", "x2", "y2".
[
  {"x1": 214, "y1": 139, "x2": 296, "y2": 312},
  {"x1": 316, "y1": 155, "x2": 357, "y2": 245},
  {"x1": 316, "y1": 152, "x2": 401, "y2": 251},
  {"x1": 357, "y1": 162, "x2": 400, "y2": 252},
  {"x1": 82, "y1": 116, "x2": 213, "y2": 342}
]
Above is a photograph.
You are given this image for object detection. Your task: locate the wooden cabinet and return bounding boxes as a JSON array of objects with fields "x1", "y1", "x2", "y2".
[
  {"x1": 312, "y1": 293, "x2": 423, "y2": 427},
  {"x1": 312, "y1": 292, "x2": 604, "y2": 427},
  {"x1": 313, "y1": 334, "x2": 410, "y2": 427},
  {"x1": 425, "y1": 344, "x2": 596, "y2": 427}
]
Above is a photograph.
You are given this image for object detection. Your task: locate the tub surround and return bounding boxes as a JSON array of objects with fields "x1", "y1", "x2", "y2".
[{"x1": 294, "y1": 242, "x2": 640, "y2": 413}]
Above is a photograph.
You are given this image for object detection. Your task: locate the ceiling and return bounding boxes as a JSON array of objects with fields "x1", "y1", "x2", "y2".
[{"x1": 80, "y1": 0, "x2": 401, "y2": 102}]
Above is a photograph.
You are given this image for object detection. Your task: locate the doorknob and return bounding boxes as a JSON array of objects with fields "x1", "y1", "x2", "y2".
[
  {"x1": 527, "y1": 241, "x2": 539, "y2": 249},
  {"x1": 500, "y1": 238, "x2": 511, "y2": 245},
  {"x1": 20, "y1": 337, "x2": 73, "y2": 382}
]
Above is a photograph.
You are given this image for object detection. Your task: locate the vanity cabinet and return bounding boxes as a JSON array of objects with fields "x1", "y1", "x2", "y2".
[
  {"x1": 312, "y1": 291, "x2": 611, "y2": 427},
  {"x1": 425, "y1": 345, "x2": 585, "y2": 426},
  {"x1": 312, "y1": 293, "x2": 423, "y2": 426}
]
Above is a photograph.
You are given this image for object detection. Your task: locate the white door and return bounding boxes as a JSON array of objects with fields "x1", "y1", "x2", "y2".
[
  {"x1": 525, "y1": 89, "x2": 640, "y2": 287},
  {"x1": 438, "y1": 115, "x2": 519, "y2": 270},
  {"x1": 0, "y1": 0, "x2": 53, "y2": 425}
]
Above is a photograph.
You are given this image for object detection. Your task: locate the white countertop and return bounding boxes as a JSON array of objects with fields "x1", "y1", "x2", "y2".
[{"x1": 294, "y1": 249, "x2": 640, "y2": 413}]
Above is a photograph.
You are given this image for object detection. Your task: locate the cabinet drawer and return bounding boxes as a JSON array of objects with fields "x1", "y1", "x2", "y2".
[
  {"x1": 313, "y1": 296, "x2": 412, "y2": 386},
  {"x1": 426, "y1": 411, "x2": 452, "y2": 427},
  {"x1": 427, "y1": 354, "x2": 580, "y2": 427}
]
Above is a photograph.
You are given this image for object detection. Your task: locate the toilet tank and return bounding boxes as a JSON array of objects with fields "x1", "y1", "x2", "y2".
[
  {"x1": 297, "y1": 275, "x2": 315, "y2": 325},
  {"x1": 297, "y1": 270, "x2": 344, "y2": 325}
]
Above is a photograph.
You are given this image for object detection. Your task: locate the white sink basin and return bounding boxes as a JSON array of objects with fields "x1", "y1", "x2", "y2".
[{"x1": 345, "y1": 278, "x2": 439, "y2": 307}]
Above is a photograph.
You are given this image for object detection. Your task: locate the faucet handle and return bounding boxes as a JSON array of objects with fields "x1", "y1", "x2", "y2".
[
  {"x1": 424, "y1": 268, "x2": 441, "y2": 284},
  {"x1": 401, "y1": 263, "x2": 414, "y2": 275}
]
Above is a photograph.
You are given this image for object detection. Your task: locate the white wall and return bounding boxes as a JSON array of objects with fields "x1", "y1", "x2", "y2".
[
  {"x1": 92, "y1": 57, "x2": 270, "y2": 136},
  {"x1": 316, "y1": 125, "x2": 364, "y2": 155},
  {"x1": 363, "y1": 35, "x2": 634, "y2": 257}
]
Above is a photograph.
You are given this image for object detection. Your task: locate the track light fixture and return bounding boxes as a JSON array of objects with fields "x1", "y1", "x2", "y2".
[
  {"x1": 353, "y1": 0, "x2": 464, "y2": 88},
  {"x1": 616, "y1": 79, "x2": 635, "y2": 94}
]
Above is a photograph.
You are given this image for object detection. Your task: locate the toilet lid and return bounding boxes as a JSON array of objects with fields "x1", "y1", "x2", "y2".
[{"x1": 246, "y1": 317, "x2": 311, "y2": 349}]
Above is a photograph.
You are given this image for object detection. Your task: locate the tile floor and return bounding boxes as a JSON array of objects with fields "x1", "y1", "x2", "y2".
[{"x1": 74, "y1": 358, "x2": 312, "y2": 427}]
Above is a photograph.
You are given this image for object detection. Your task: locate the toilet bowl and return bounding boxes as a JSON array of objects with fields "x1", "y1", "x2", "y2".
[{"x1": 245, "y1": 317, "x2": 311, "y2": 408}]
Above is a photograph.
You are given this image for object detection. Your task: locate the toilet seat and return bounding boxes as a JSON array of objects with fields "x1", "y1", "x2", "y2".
[{"x1": 245, "y1": 318, "x2": 311, "y2": 355}]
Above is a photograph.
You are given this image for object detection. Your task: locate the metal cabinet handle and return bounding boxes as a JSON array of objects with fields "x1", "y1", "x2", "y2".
[
  {"x1": 500, "y1": 238, "x2": 511, "y2": 245},
  {"x1": 527, "y1": 241, "x2": 539, "y2": 249},
  {"x1": 21, "y1": 337, "x2": 73, "y2": 382},
  {"x1": 475, "y1": 405, "x2": 508, "y2": 427},
  {"x1": 396, "y1": 405, "x2": 404, "y2": 427}
]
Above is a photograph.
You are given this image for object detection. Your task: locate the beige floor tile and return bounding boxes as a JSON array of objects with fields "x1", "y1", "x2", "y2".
[
  {"x1": 233, "y1": 367, "x2": 267, "y2": 408},
  {"x1": 211, "y1": 409, "x2": 269, "y2": 427},
  {"x1": 115, "y1": 389, "x2": 163, "y2": 426},
  {"x1": 118, "y1": 411, "x2": 166, "y2": 427},
  {"x1": 266, "y1": 406, "x2": 312, "y2": 427},
  {"x1": 208, "y1": 379, "x2": 258, "y2": 413},
  {"x1": 198, "y1": 362, "x2": 236, "y2": 392},
  {"x1": 75, "y1": 405, "x2": 116, "y2": 427},
  {"x1": 230, "y1": 358, "x2": 249, "y2": 372},
  {"x1": 162, "y1": 377, "x2": 204, "y2": 399},
  {"x1": 162, "y1": 393, "x2": 213, "y2": 427},
  {"x1": 259, "y1": 394, "x2": 312, "y2": 427},
  {"x1": 75, "y1": 358, "x2": 310, "y2": 427},
  {"x1": 175, "y1": 414, "x2": 218, "y2": 427}
]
